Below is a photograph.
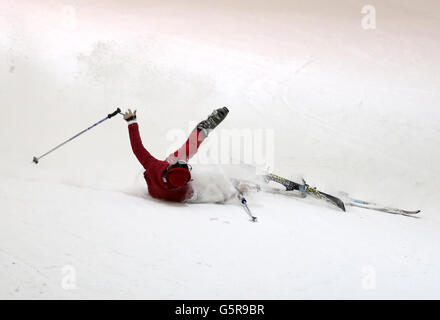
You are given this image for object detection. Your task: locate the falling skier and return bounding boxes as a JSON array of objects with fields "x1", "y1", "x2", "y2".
[
  {"x1": 33, "y1": 106, "x2": 418, "y2": 219},
  {"x1": 124, "y1": 107, "x2": 237, "y2": 203},
  {"x1": 124, "y1": 107, "x2": 419, "y2": 218}
]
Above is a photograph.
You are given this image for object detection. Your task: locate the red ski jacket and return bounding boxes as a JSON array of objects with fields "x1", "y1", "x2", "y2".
[{"x1": 128, "y1": 122, "x2": 194, "y2": 202}]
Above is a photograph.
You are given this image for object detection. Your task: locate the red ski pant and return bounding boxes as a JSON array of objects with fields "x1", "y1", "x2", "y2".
[{"x1": 166, "y1": 128, "x2": 207, "y2": 164}]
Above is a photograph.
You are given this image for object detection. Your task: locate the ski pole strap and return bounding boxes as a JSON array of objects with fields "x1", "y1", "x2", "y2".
[{"x1": 107, "y1": 108, "x2": 121, "y2": 119}]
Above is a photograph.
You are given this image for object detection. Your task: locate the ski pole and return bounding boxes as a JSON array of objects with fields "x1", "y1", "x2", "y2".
[
  {"x1": 32, "y1": 108, "x2": 122, "y2": 164},
  {"x1": 236, "y1": 189, "x2": 258, "y2": 222}
]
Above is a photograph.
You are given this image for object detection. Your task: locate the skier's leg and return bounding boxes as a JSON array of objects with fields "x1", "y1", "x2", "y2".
[
  {"x1": 166, "y1": 107, "x2": 229, "y2": 164},
  {"x1": 166, "y1": 128, "x2": 206, "y2": 164}
]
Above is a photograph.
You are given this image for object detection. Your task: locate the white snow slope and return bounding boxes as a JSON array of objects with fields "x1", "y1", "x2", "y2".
[{"x1": 1, "y1": 0, "x2": 440, "y2": 299}]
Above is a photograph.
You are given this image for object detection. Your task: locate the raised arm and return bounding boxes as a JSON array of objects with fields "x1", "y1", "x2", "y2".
[{"x1": 124, "y1": 109, "x2": 158, "y2": 170}]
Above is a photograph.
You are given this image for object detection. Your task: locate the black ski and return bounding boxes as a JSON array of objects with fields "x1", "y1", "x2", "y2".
[
  {"x1": 263, "y1": 173, "x2": 346, "y2": 212},
  {"x1": 231, "y1": 171, "x2": 419, "y2": 216}
]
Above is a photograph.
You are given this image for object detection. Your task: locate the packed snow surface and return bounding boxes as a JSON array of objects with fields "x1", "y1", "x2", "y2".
[{"x1": 1, "y1": 0, "x2": 439, "y2": 299}]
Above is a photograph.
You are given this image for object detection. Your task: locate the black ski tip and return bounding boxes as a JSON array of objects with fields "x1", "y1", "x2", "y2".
[
  {"x1": 340, "y1": 202, "x2": 346, "y2": 212},
  {"x1": 332, "y1": 197, "x2": 346, "y2": 212},
  {"x1": 336, "y1": 200, "x2": 346, "y2": 212},
  {"x1": 322, "y1": 191, "x2": 346, "y2": 212},
  {"x1": 32, "y1": 157, "x2": 39, "y2": 164}
]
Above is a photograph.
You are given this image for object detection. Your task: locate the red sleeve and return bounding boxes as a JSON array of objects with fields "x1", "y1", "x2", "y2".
[{"x1": 128, "y1": 122, "x2": 158, "y2": 170}]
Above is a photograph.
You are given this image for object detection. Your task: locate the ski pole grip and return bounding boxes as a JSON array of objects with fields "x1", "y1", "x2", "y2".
[{"x1": 107, "y1": 108, "x2": 121, "y2": 119}]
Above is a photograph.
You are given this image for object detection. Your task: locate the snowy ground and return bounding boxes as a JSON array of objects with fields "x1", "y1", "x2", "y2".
[{"x1": 1, "y1": 0, "x2": 440, "y2": 299}]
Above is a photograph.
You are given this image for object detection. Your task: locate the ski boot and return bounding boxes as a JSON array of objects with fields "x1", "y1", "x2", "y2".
[{"x1": 197, "y1": 107, "x2": 229, "y2": 136}]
